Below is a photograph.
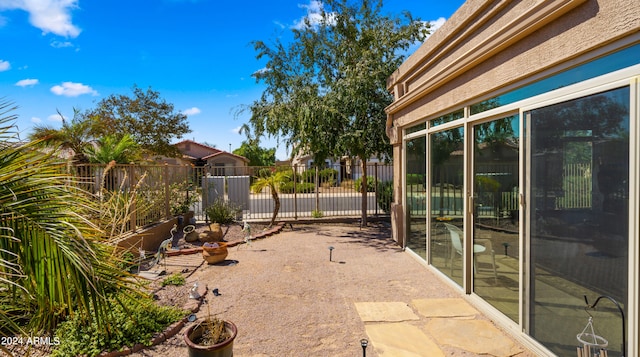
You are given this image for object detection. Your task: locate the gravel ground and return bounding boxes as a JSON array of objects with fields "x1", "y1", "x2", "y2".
[
  {"x1": 4, "y1": 222, "x2": 534, "y2": 357},
  {"x1": 129, "y1": 222, "x2": 534, "y2": 357}
]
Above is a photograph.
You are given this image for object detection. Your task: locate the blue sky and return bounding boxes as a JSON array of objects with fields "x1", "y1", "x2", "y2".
[{"x1": 0, "y1": 0, "x2": 465, "y2": 160}]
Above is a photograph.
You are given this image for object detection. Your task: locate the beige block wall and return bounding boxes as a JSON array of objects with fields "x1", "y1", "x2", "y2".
[{"x1": 388, "y1": 0, "x2": 640, "y2": 126}]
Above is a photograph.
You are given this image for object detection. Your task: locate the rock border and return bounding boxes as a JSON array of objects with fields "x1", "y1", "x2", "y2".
[{"x1": 166, "y1": 222, "x2": 285, "y2": 257}]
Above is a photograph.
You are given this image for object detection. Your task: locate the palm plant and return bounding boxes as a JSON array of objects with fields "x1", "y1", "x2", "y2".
[
  {"x1": 250, "y1": 170, "x2": 290, "y2": 227},
  {"x1": 28, "y1": 108, "x2": 94, "y2": 163},
  {"x1": 84, "y1": 134, "x2": 139, "y2": 164},
  {"x1": 0, "y1": 99, "x2": 135, "y2": 337}
]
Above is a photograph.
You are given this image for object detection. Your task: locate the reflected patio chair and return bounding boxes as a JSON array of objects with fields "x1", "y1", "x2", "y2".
[{"x1": 443, "y1": 223, "x2": 497, "y2": 284}]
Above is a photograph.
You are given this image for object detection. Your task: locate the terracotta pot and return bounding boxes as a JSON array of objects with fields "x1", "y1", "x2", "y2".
[
  {"x1": 184, "y1": 320, "x2": 237, "y2": 357},
  {"x1": 202, "y1": 242, "x2": 228, "y2": 264}
]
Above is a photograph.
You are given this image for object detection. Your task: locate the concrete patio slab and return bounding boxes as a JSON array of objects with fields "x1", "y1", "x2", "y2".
[
  {"x1": 365, "y1": 322, "x2": 444, "y2": 357},
  {"x1": 355, "y1": 301, "x2": 420, "y2": 322},
  {"x1": 412, "y1": 298, "x2": 478, "y2": 319},
  {"x1": 427, "y1": 318, "x2": 524, "y2": 357}
]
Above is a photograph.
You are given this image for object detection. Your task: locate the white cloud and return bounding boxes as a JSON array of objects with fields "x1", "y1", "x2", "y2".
[
  {"x1": 0, "y1": 0, "x2": 81, "y2": 37},
  {"x1": 428, "y1": 17, "x2": 447, "y2": 36},
  {"x1": 16, "y1": 78, "x2": 39, "y2": 87},
  {"x1": 0, "y1": 59, "x2": 10, "y2": 71},
  {"x1": 182, "y1": 107, "x2": 201, "y2": 116},
  {"x1": 50, "y1": 40, "x2": 73, "y2": 48},
  {"x1": 50, "y1": 81, "x2": 98, "y2": 97},
  {"x1": 48, "y1": 113, "x2": 65, "y2": 122},
  {"x1": 292, "y1": 1, "x2": 335, "y2": 30},
  {"x1": 232, "y1": 126, "x2": 242, "y2": 134},
  {"x1": 31, "y1": 116, "x2": 42, "y2": 123}
]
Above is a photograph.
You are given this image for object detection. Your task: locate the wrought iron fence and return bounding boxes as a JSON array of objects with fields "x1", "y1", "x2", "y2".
[{"x1": 70, "y1": 163, "x2": 394, "y2": 234}]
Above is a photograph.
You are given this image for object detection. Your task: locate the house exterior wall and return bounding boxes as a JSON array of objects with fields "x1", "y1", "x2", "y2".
[
  {"x1": 386, "y1": 0, "x2": 639, "y2": 356},
  {"x1": 387, "y1": 0, "x2": 639, "y2": 136}
]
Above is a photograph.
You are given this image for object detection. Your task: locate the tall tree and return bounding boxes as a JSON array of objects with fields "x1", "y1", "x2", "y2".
[
  {"x1": 86, "y1": 85, "x2": 191, "y2": 157},
  {"x1": 248, "y1": 0, "x2": 428, "y2": 225}
]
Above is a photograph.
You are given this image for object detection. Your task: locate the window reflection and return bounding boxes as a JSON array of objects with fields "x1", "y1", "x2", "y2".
[
  {"x1": 405, "y1": 136, "x2": 427, "y2": 259},
  {"x1": 473, "y1": 115, "x2": 520, "y2": 322},
  {"x1": 430, "y1": 127, "x2": 464, "y2": 286},
  {"x1": 528, "y1": 87, "x2": 629, "y2": 357}
]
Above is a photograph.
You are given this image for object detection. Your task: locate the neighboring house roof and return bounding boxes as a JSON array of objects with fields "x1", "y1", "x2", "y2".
[
  {"x1": 173, "y1": 139, "x2": 249, "y2": 163},
  {"x1": 202, "y1": 151, "x2": 250, "y2": 163}
]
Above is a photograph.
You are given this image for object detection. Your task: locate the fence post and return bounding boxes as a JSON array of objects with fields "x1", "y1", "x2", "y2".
[
  {"x1": 315, "y1": 165, "x2": 320, "y2": 213},
  {"x1": 374, "y1": 163, "x2": 378, "y2": 216},
  {"x1": 129, "y1": 164, "x2": 137, "y2": 232},
  {"x1": 164, "y1": 163, "x2": 171, "y2": 219},
  {"x1": 293, "y1": 165, "x2": 298, "y2": 220}
]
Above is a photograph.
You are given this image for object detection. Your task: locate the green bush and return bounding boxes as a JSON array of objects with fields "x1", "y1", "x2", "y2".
[
  {"x1": 301, "y1": 168, "x2": 338, "y2": 186},
  {"x1": 354, "y1": 176, "x2": 377, "y2": 192},
  {"x1": 53, "y1": 292, "x2": 186, "y2": 357},
  {"x1": 280, "y1": 182, "x2": 315, "y2": 193},
  {"x1": 406, "y1": 174, "x2": 424, "y2": 185},
  {"x1": 161, "y1": 273, "x2": 185, "y2": 287},
  {"x1": 377, "y1": 181, "x2": 394, "y2": 213},
  {"x1": 205, "y1": 199, "x2": 239, "y2": 224}
]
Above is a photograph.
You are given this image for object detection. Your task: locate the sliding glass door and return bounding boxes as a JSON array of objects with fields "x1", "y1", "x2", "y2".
[
  {"x1": 472, "y1": 115, "x2": 520, "y2": 322},
  {"x1": 527, "y1": 87, "x2": 630, "y2": 356}
]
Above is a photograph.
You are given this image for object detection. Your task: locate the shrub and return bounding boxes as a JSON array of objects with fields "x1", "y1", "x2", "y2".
[
  {"x1": 377, "y1": 181, "x2": 394, "y2": 213},
  {"x1": 354, "y1": 176, "x2": 377, "y2": 192},
  {"x1": 406, "y1": 174, "x2": 424, "y2": 185},
  {"x1": 280, "y1": 182, "x2": 315, "y2": 193},
  {"x1": 311, "y1": 209, "x2": 324, "y2": 218},
  {"x1": 53, "y1": 292, "x2": 186, "y2": 357},
  {"x1": 161, "y1": 273, "x2": 185, "y2": 287},
  {"x1": 205, "y1": 199, "x2": 239, "y2": 224}
]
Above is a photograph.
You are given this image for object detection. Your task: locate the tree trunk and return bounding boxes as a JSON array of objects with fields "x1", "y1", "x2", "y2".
[
  {"x1": 360, "y1": 156, "x2": 368, "y2": 227},
  {"x1": 270, "y1": 189, "x2": 280, "y2": 228}
]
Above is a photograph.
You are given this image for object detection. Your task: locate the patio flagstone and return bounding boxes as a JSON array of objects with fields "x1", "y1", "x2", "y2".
[
  {"x1": 411, "y1": 298, "x2": 478, "y2": 318},
  {"x1": 426, "y1": 318, "x2": 524, "y2": 357},
  {"x1": 365, "y1": 322, "x2": 444, "y2": 357},
  {"x1": 354, "y1": 301, "x2": 420, "y2": 322}
]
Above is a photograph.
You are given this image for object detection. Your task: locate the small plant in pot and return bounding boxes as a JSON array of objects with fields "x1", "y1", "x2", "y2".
[{"x1": 184, "y1": 303, "x2": 237, "y2": 357}]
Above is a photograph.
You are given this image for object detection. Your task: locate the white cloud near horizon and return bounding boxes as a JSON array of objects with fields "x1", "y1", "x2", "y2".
[
  {"x1": 292, "y1": 0, "x2": 335, "y2": 30},
  {"x1": 183, "y1": 107, "x2": 201, "y2": 116},
  {"x1": 0, "y1": 0, "x2": 81, "y2": 37},
  {"x1": 31, "y1": 116, "x2": 42, "y2": 123},
  {"x1": 0, "y1": 59, "x2": 10, "y2": 71},
  {"x1": 428, "y1": 17, "x2": 447, "y2": 36},
  {"x1": 50, "y1": 82, "x2": 98, "y2": 97},
  {"x1": 16, "y1": 78, "x2": 39, "y2": 87},
  {"x1": 48, "y1": 113, "x2": 65, "y2": 122}
]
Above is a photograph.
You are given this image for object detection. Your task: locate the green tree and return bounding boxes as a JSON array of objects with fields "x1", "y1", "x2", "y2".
[
  {"x1": 84, "y1": 134, "x2": 139, "y2": 164},
  {"x1": 28, "y1": 108, "x2": 94, "y2": 163},
  {"x1": 0, "y1": 99, "x2": 136, "y2": 335},
  {"x1": 86, "y1": 85, "x2": 191, "y2": 157},
  {"x1": 233, "y1": 140, "x2": 276, "y2": 167},
  {"x1": 248, "y1": 0, "x2": 427, "y2": 225}
]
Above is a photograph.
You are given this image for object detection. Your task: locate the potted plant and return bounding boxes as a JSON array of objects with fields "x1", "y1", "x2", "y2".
[{"x1": 184, "y1": 314, "x2": 237, "y2": 357}]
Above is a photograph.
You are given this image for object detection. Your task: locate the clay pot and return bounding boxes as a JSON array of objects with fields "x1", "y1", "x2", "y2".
[
  {"x1": 184, "y1": 320, "x2": 237, "y2": 357},
  {"x1": 199, "y1": 223, "x2": 223, "y2": 243},
  {"x1": 202, "y1": 242, "x2": 228, "y2": 264},
  {"x1": 183, "y1": 225, "x2": 199, "y2": 242}
]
